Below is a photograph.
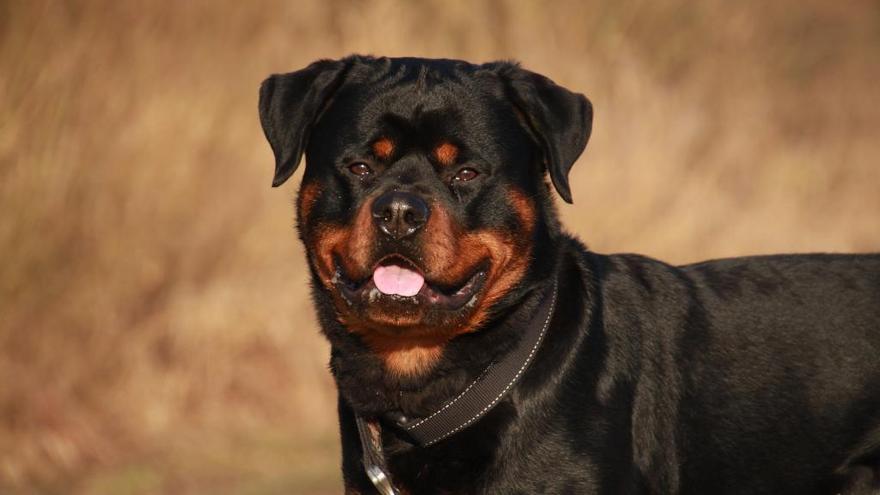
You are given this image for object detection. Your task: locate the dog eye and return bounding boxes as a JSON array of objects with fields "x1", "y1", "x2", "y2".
[
  {"x1": 452, "y1": 168, "x2": 479, "y2": 183},
  {"x1": 348, "y1": 162, "x2": 372, "y2": 177}
]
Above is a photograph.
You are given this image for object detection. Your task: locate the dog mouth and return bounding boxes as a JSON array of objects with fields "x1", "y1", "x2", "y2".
[{"x1": 334, "y1": 255, "x2": 488, "y2": 312}]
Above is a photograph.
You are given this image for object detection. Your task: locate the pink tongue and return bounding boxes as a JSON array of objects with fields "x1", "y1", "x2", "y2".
[{"x1": 373, "y1": 264, "x2": 425, "y2": 297}]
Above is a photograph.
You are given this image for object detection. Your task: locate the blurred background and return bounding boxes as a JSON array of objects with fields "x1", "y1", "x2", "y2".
[{"x1": 2, "y1": 0, "x2": 879, "y2": 493}]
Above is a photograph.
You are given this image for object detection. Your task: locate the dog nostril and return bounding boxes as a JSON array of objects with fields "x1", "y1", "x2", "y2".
[{"x1": 371, "y1": 191, "x2": 430, "y2": 239}]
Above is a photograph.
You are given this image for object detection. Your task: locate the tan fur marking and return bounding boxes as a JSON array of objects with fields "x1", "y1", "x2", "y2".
[
  {"x1": 433, "y1": 142, "x2": 459, "y2": 165},
  {"x1": 311, "y1": 196, "x2": 376, "y2": 289},
  {"x1": 421, "y1": 202, "x2": 459, "y2": 272},
  {"x1": 372, "y1": 137, "x2": 394, "y2": 160},
  {"x1": 312, "y1": 226, "x2": 347, "y2": 286},
  {"x1": 455, "y1": 230, "x2": 530, "y2": 333},
  {"x1": 507, "y1": 188, "x2": 537, "y2": 234},
  {"x1": 297, "y1": 181, "x2": 321, "y2": 225},
  {"x1": 361, "y1": 333, "x2": 446, "y2": 377},
  {"x1": 353, "y1": 203, "x2": 375, "y2": 257}
]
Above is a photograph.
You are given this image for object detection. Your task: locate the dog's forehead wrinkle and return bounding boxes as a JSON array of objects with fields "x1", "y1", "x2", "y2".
[
  {"x1": 362, "y1": 74, "x2": 473, "y2": 113},
  {"x1": 369, "y1": 58, "x2": 468, "y2": 88}
]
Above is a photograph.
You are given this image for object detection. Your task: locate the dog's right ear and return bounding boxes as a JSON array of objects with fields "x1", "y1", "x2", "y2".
[{"x1": 259, "y1": 59, "x2": 349, "y2": 187}]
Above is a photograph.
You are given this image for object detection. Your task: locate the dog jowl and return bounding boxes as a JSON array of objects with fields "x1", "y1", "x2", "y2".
[{"x1": 260, "y1": 56, "x2": 880, "y2": 494}]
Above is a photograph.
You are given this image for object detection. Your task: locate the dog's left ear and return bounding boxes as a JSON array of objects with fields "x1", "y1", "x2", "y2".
[
  {"x1": 503, "y1": 67, "x2": 592, "y2": 204},
  {"x1": 259, "y1": 59, "x2": 349, "y2": 187}
]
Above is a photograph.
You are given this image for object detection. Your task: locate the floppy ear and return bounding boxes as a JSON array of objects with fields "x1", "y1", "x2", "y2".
[
  {"x1": 259, "y1": 59, "x2": 349, "y2": 187},
  {"x1": 504, "y1": 67, "x2": 592, "y2": 204}
]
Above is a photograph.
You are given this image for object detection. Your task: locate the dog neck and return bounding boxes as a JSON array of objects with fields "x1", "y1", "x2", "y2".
[{"x1": 390, "y1": 276, "x2": 558, "y2": 446}]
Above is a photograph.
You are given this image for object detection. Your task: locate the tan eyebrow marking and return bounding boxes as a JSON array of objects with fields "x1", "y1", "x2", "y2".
[
  {"x1": 372, "y1": 137, "x2": 394, "y2": 160},
  {"x1": 434, "y1": 142, "x2": 459, "y2": 166}
]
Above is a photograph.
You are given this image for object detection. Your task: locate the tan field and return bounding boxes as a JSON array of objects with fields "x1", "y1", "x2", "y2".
[{"x1": 2, "y1": 1, "x2": 879, "y2": 493}]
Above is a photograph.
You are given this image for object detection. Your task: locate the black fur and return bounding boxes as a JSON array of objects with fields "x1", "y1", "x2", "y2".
[{"x1": 259, "y1": 55, "x2": 880, "y2": 494}]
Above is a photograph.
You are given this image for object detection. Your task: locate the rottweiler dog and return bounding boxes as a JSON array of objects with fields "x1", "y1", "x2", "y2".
[{"x1": 259, "y1": 55, "x2": 880, "y2": 494}]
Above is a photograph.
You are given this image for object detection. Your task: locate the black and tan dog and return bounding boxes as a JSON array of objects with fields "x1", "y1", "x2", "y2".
[{"x1": 259, "y1": 56, "x2": 880, "y2": 494}]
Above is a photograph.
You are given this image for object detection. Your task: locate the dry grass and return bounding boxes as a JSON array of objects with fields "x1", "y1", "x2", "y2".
[{"x1": 1, "y1": 0, "x2": 878, "y2": 493}]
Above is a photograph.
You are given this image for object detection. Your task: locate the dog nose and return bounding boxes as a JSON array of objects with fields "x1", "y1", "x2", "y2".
[{"x1": 371, "y1": 191, "x2": 430, "y2": 240}]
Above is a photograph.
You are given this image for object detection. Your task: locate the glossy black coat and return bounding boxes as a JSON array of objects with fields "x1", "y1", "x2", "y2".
[{"x1": 259, "y1": 56, "x2": 880, "y2": 494}]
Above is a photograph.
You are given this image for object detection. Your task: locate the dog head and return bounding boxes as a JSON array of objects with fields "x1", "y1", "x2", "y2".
[{"x1": 259, "y1": 56, "x2": 591, "y2": 376}]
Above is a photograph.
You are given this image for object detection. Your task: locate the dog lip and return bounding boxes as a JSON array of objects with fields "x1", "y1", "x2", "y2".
[
  {"x1": 425, "y1": 268, "x2": 487, "y2": 309},
  {"x1": 333, "y1": 256, "x2": 489, "y2": 311},
  {"x1": 331, "y1": 253, "x2": 370, "y2": 290}
]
